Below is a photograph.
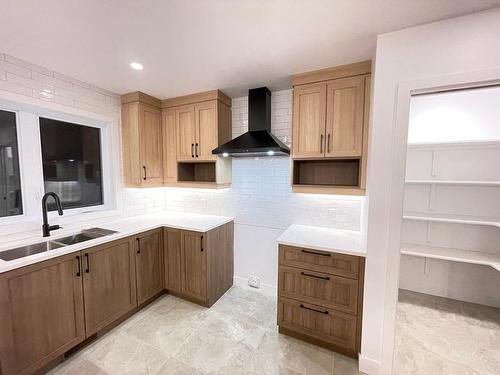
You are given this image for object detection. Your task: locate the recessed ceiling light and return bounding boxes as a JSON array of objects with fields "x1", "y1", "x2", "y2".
[{"x1": 130, "y1": 62, "x2": 143, "y2": 71}]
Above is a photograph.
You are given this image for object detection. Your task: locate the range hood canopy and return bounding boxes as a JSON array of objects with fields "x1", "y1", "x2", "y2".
[{"x1": 212, "y1": 87, "x2": 290, "y2": 157}]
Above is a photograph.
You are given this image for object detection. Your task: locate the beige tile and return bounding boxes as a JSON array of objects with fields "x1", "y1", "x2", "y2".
[{"x1": 154, "y1": 357, "x2": 202, "y2": 375}]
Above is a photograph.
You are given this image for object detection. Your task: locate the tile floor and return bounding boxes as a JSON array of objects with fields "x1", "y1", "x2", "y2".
[
  {"x1": 48, "y1": 286, "x2": 361, "y2": 375},
  {"x1": 393, "y1": 290, "x2": 500, "y2": 375}
]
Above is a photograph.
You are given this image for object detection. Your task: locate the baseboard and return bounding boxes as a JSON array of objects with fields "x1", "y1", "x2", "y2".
[
  {"x1": 233, "y1": 276, "x2": 277, "y2": 297},
  {"x1": 358, "y1": 354, "x2": 382, "y2": 375}
]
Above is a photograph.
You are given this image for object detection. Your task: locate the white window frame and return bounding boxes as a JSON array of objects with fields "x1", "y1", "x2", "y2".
[{"x1": 0, "y1": 98, "x2": 117, "y2": 225}]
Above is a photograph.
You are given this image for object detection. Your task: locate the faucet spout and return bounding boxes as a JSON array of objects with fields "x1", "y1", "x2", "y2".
[{"x1": 42, "y1": 192, "x2": 63, "y2": 237}]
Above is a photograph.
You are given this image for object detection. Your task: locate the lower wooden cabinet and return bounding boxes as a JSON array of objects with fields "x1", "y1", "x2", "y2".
[
  {"x1": 0, "y1": 222, "x2": 234, "y2": 374},
  {"x1": 82, "y1": 238, "x2": 137, "y2": 336},
  {"x1": 135, "y1": 229, "x2": 164, "y2": 305},
  {"x1": 0, "y1": 253, "x2": 85, "y2": 375},
  {"x1": 163, "y1": 222, "x2": 234, "y2": 307},
  {"x1": 277, "y1": 244, "x2": 365, "y2": 358}
]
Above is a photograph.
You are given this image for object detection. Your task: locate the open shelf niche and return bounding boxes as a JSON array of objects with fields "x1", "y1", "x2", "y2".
[{"x1": 175, "y1": 159, "x2": 231, "y2": 189}]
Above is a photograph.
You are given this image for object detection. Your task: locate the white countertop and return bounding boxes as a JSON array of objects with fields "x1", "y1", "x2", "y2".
[
  {"x1": 0, "y1": 212, "x2": 233, "y2": 274},
  {"x1": 277, "y1": 224, "x2": 365, "y2": 257}
]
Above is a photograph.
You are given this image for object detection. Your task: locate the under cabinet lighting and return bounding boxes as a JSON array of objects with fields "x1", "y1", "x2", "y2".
[
  {"x1": 130, "y1": 62, "x2": 143, "y2": 71},
  {"x1": 222, "y1": 152, "x2": 229, "y2": 157},
  {"x1": 267, "y1": 151, "x2": 275, "y2": 156}
]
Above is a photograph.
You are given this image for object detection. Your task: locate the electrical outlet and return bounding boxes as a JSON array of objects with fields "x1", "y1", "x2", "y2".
[{"x1": 248, "y1": 276, "x2": 260, "y2": 289}]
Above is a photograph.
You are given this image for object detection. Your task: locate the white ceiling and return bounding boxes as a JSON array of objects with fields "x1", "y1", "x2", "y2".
[{"x1": 1, "y1": 0, "x2": 499, "y2": 98}]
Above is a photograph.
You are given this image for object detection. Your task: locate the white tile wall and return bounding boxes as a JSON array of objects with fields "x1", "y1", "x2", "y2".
[
  {"x1": 165, "y1": 89, "x2": 363, "y2": 231},
  {"x1": 122, "y1": 188, "x2": 167, "y2": 216},
  {"x1": 0, "y1": 52, "x2": 120, "y2": 116}
]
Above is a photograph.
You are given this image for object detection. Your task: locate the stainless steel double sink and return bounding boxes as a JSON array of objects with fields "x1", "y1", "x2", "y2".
[{"x1": 0, "y1": 227, "x2": 118, "y2": 262}]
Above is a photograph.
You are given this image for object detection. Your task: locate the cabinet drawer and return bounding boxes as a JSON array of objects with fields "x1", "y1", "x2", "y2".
[
  {"x1": 278, "y1": 297, "x2": 357, "y2": 351},
  {"x1": 278, "y1": 266, "x2": 358, "y2": 315},
  {"x1": 279, "y1": 245, "x2": 359, "y2": 279}
]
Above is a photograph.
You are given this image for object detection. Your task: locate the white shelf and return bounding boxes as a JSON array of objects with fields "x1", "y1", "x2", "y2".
[
  {"x1": 401, "y1": 243, "x2": 500, "y2": 272},
  {"x1": 403, "y1": 212, "x2": 500, "y2": 228},
  {"x1": 405, "y1": 180, "x2": 500, "y2": 186}
]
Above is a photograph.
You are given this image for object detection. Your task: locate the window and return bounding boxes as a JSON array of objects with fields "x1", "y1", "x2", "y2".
[
  {"x1": 0, "y1": 110, "x2": 22, "y2": 218},
  {"x1": 39, "y1": 118, "x2": 103, "y2": 211}
]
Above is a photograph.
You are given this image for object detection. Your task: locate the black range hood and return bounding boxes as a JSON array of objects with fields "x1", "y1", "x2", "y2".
[{"x1": 212, "y1": 87, "x2": 290, "y2": 157}]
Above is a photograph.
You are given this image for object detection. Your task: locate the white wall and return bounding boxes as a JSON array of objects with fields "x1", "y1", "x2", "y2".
[
  {"x1": 408, "y1": 86, "x2": 500, "y2": 144},
  {"x1": 363, "y1": 8, "x2": 500, "y2": 375},
  {"x1": 164, "y1": 89, "x2": 364, "y2": 292}
]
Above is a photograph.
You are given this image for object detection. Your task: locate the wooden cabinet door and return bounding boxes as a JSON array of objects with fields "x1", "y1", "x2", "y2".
[
  {"x1": 181, "y1": 231, "x2": 207, "y2": 302},
  {"x1": 139, "y1": 103, "x2": 163, "y2": 186},
  {"x1": 82, "y1": 238, "x2": 137, "y2": 336},
  {"x1": 292, "y1": 83, "x2": 327, "y2": 158},
  {"x1": 0, "y1": 253, "x2": 85, "y2": 375},
  {"x1": 195, "y1": 101, "x2": 217, "y2": 161},
  {"x1": 325, "y1": 76, "x2": 365, "y2": 157},
  {"x1": 136, "y1": 229, "x2": 164, "y2": 305},
  {"x1": 164, "y1": 228, "x2": 182, "y2": 293},
  {"x1": 176, "y1": 105, "x2": 196, "y2": 161},
  {"x1": 162, "y1": 108, "x2": 177, "y2": 184}
]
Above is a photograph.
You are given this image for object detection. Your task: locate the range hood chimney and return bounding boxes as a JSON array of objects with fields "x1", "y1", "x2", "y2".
[{"x1": 212, "y1": 87, "x2": 290, "y2": 157}]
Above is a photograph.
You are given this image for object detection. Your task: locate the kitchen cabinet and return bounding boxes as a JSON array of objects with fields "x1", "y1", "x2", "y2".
[
  {"x1": 175, "y1": 104, "x2": 197, "y2": 161},
  {"x1": 163, "y1": 222, "x2": 234, "y2": 307},
  {"x1": 135, "y1": 229, "x2": 164, "y2": 305},
  {"x1": 291, "y1": 61, "x2": 371, "y2": 195},
  {"x1": 164, "y1": 228, "x2": 182, "y2": 293},
  {"x1": 82, "y1": 238, "x2": 137, "y2": 336},
  {"x1": 162, "y1": 108, "x2": 177, "y2": 184},
  {"x1": 292, "y1": 83, "x2": 327, "y2": 158},
  {"x1": 0, "y1": 253, "x2": 85, "y2": 375},
  {"x1": 277, "y1": 244, "x2": 365, "y2": 358},
  {"x1": 122, "y1": 92, "x2": 163, "y2": 187}
]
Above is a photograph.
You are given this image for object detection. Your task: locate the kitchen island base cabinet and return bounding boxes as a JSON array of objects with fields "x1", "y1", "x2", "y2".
[
  {"x1": 277, "y1": 244, "x2": 365, "y2": 359},
  {"x1": 163, "y1": 221, "x2": 234, "y2": 307},
  {"x1": 0, "y1": 253, "x2": 85, "y2": 375}
]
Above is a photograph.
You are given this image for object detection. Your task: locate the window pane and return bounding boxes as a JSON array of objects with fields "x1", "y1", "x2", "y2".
[
  {"x1": 0, "y1": 110, "x2": 23, "y2": 217},
  {"x1": 40, "y1": 118, "x2": 103, "y2": 210}
]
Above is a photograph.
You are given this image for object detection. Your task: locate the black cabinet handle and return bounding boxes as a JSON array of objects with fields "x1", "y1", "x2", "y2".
[
  {"x1": 136, "y1": 238, "x2": 141, "y2": 254},
  {"x1": 301, "y1": 249, "x2": 331, "y2": 257},
  {"x1": 301, "y1": 271, "x2": 330, "y2": 280},
  {"x1": 143, "y1": 166, "x2": 147, "y2": 180},
  {"x1": 200, "y1": 235, "x2": 204, "y2": 252},
  {"x1": 191, "y1": 143, "x2": 195, "y2": 158},
  {"x1": 300, "y1": 304, "x2": 329, "y2": 315},
  {"x1": 320, "y1": 134, "x2": 324, "y2": 153},
  {"x1": 195, "y1": 143, "x2": 199, "y2": 157},
  {"x1": 85, "y1": 253, "x2": 90, "y2": 273},
  {"x1": 327, "y1": 134, "x2": 331, "y2": 153},
  {"x1": 76, "y1": 255, "x2": 81, "y2": 277}
]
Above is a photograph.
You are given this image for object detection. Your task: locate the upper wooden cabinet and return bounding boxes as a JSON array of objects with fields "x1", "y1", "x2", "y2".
[
  {"x1": 162, "y1": 108, "x2": 177, "y2": 184},
  {"x1": 122, "y1": 92, "x2": 163, "y2": 187},
  {"x1": 163, "y1": 90, "x2": 231, "y2": 163},
  {"x1": 291, "y1": 61, "x2": 371, "y2": 195}
]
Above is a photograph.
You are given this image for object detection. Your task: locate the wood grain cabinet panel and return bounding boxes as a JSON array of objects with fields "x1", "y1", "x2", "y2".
[
  {"x1": 181, "y1": 231, "x2": 207, "y2": 302},
  {"x1": 325, "y1": 76, "x2": 365, "y2": 157},
  {"x1": 292, "y1": 83, "x2": 327, "y2": 158},
  {"x1": 176, "y1": 105, "x2": 197, "y2": 161},
  {"x1": 135, "y1": 229, "x2": 164, "y2": 305},
  {"x1": 278, "y1": 266, "x2": 358, "y2": 315},
  {"x1": 278, "y1": 297, "x2": 357, "y2": 351},
  {"x1": 162, "y1": 108, "x2": 177, "y2": 184},
  {"x1": 164, "y1": 228, "x2": 182, "y2": 293},
  {"x1": 195, "y1": 101, "x2": 218, "y2": 161},
  {"x1": 121, "y1": 92, "x2": 163, "y2": 188},
  {"x1": 82, "y1": 238, "x2": 137, "y2": 336},
  {"x1": 0, "y1": 253, "x2": 85, "y2": 375},
  {"x1": 279, "y1": 245, "x2": 359, "y2": 279}
]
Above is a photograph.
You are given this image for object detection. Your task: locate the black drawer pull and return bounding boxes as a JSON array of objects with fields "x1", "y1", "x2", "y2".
[
  {"x1": 301, "y1": 249, "x2": 331, "y2": 257},
  {"x1": 300, "y1": 304, "x2": 329, "y2": 315},
  {"x1": 301, "y1": 271, "x2": 330, "y2": 280},
  {"x1": 136, "y1": 238, "x2": 141, "y2": 254},
  {"x1": 200, "y1": 235, "x2": 204, "y2": 252},
  {"x1": 85, "y1": 253, "x2": 90, "y2": 273},
  {"x1": 76, "y1": 255, "x2": 81, "y2": 277}
]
